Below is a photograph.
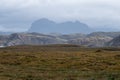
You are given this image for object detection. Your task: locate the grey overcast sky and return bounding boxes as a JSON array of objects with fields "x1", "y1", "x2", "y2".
[{"x1": 0, "y1": 0, "x2": 120, "y2": 32}]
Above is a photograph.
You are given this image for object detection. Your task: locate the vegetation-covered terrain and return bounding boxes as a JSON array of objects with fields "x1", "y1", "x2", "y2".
[{"x1": 0, "y1": 44, "x2": 120, "y2": 80}]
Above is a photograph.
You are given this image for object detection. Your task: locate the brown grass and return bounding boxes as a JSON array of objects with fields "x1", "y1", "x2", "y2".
[{"x1": 0, "y1": 44, "x2": 119, "y2": 80}]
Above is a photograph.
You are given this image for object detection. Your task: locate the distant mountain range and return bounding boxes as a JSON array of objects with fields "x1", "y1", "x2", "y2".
[
  {"x1": 0, "y1": 18, "x2": 120, "y2": 47},
  {"x1": 28, "y1": 18, "x2": 93, "y2": 34},
  {"x1": 0, "y1": 32, "x2": 120, "y2": 47},
  {"x1": 0, "y1": 18, "x2": 119, "y2": 34}
]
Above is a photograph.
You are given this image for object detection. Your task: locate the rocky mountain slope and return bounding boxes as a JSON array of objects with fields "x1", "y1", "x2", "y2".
[
  {"x1": 87, "y1": 32, "x2": 120, "y2": 38},
  {"x1": 0, "y1": 32, "x2": 120, "y2": 47},
  {"x1": 107, "y1": 35, "x2": 120, "y2": 47},
  {"x1": 1, "y1": 33, "x2": 67, "y2": 46},
  {"x1": 68, "y1": 36, "x2": 112, "y2": 47}
]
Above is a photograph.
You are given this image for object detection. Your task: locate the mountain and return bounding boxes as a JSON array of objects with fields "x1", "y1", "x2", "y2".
[
  {"x1": 28, "y1": 18, "x2": 93, "y2": 34},
  {"x1": 0, "y1": 35, "x2": 9, "y2": 47},
  {"x1": 107, "y1": 35, "x2": 120, "y2": 47},
  {"x1": 68, "y1": 36, "x2": 112, "y2": 47},
  {"x1": 70, "y1": 32, "x2": 120, "y2": 47},
  {"x1": 87, "y1": 32, "x2": 120, "y2": 38},
  {"x1": 57, "y1": 33, "x2": 86, "y2": 40},
  {"x1": 0, "y1": 32, "x2": 120, "y2": 47},
  {"x1": 3, "y1": 33, "x2": 66, "y2": 46}
]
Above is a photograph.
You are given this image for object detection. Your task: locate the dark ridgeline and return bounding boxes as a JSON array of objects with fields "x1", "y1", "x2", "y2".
[{"x1": 28, "y1": 18, "x2": 93, "y2": 34}]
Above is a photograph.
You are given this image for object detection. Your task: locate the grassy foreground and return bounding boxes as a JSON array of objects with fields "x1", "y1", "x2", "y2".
[{"x1": 0, "y1": 44, "x2": 120, "y2": 80}]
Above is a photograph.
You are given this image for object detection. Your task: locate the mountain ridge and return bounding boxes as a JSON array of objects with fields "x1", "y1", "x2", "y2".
[
  {"x1": 28, "y1": 18, "x2": 93, "y2": 34},
  {"x1": 0, "y1": 32, "x2": 120, "y2": 47}
]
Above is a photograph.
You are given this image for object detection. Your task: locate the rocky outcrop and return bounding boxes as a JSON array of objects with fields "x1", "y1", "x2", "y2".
[
  {"x1": 0, "y1": 32, "x2": 120, "y2": 47},
  {"x1": 68, "y1": 37, "x2": 112, "y2": 47},
  {"x1": 107, "y1": 35, "x2": 120, "y2": 47},
  {"x1": 2, "y1": 33, "x2": 66, "y2": 46},
  {"x1": 87, "y1": 32, "x2": 120, "y2": 38}
]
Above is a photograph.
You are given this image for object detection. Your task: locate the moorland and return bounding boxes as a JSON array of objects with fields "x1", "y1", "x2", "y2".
[{"x1": 0, "y1": 44, "x2": 119, "y2": 80}]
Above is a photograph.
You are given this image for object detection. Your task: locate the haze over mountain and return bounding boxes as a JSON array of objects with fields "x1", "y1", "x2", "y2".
[
  {"x1": 1, "y1": 0, "x2": 120, "y2": 32},
  {"x1": 28, "y1": 18, "x2": 93, "y2": 34},
  {"x1": 0, "y1": 0, "x2": 120, "y2": 47}
]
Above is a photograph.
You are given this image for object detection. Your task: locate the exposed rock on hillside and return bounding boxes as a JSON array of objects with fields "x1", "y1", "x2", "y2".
[
  {"x1": 0, "y1": 32, "x2": 120, "y2": 47},
  {"x1": 107, "y1": 35, "x2": 120, "y2": 47}
]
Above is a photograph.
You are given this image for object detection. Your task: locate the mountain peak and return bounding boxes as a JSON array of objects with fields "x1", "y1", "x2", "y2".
[{"x1": 28, "y1": 18, "x2": 92, "y2": 34}]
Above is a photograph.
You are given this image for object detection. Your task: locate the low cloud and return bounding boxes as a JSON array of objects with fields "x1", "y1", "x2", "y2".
[{"x1": 0, "y1": 0, "x2": 120, "y2": 32}]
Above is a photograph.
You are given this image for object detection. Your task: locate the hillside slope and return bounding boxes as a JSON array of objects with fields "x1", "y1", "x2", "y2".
[
  {"x1": 0, "y1": 32, "x2": 120, "y2": 47},
  {"x1": 107, "y1": 35, "x2": 120, "y2": 47}
]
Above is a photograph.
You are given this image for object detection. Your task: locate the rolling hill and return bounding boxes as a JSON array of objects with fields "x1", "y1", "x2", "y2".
[{"x1": 0, "y1": 32, "x2": 120, "y2": 47}]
